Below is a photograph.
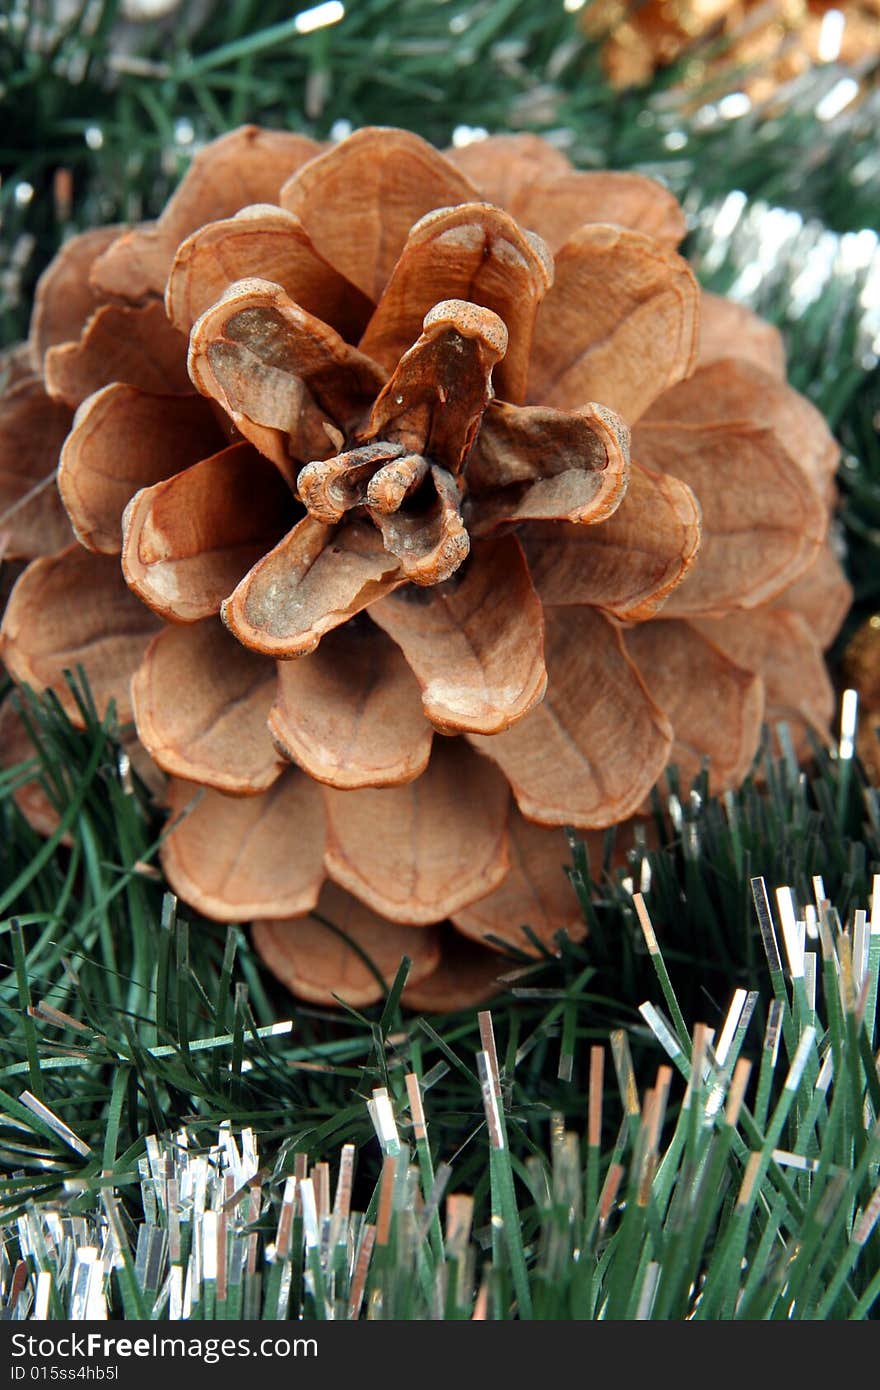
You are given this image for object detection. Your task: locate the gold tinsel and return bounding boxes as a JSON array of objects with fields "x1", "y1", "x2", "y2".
[{"x1": 583, "y1": 1, "x2": 880, "y2": 97}]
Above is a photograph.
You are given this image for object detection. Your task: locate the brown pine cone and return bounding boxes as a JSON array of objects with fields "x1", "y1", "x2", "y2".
[{"x1": 0, "y1": 126, "x2": 851, "y2": 1009}]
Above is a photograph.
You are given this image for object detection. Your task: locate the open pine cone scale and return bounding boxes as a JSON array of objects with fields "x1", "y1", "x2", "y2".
[{"x1": 0, "y1": 126, "x2": 851, "y2": 1009}]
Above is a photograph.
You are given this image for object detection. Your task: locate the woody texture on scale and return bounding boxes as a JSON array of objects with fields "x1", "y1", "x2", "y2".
[{"x1": 0, "y1": 126, "x2": 850, "y2": 1009}]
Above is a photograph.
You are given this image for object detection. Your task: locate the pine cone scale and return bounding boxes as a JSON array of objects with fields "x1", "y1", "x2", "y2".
[
  {"x1": 165, "y1": 205, "x2": 374, "y2": 343},
  {"x1": 637, "y1": 419, "x2": 827, "y2": 615},
  {"x1": 58, "y1": 385, "x2": 221, "y2": 556},
  {"x1": 44, "y1": 300, "x2": 191, "y2": 410},
  {"x1": 268, "y1": 619, "x2": 433, "y2": 790},
  {"x1": 369, "y1": 532, "x2": 547, "y2": 737},
  {"x1": 120, "y1": 441, "x2": 295, "y2": 624},
  {"x1": 161, "y1": 768, "x2": 326, "y2": 922},
  {"x1": 322, "y1": 736, "x2": 510, "y2": 926},
  {"x1": 91, "y1": 127, "x2": 325, "y2": 303},
  {"x1": 278, "y1": 127, "x2": 480, "y2": 303},
  {"x1": 131, "y1": 618, "x2": 282, "y2": 795},
  {"x1": 188, "y1": 278, "x2": 385, "y2": 477},
  {"x1": 523, "y1": 462, "x2": 702, "y2": 620},
  {"x1": 527, "y1": 223, "x2": 700, "y2": 421},
  {"x1": 0, "y1": 377, "x2": 73, "y2": 560},
  {"x1": 221, "y1": 515, "x2": 403, "y2": 658},
  {"x1": 467, "y1": 606, "x2": 674, "y2": 829}
]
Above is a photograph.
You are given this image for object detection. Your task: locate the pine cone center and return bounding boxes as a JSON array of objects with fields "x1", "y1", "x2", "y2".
[{"x1": 297, "y1": 298, "x2": 509, "y2": 587}]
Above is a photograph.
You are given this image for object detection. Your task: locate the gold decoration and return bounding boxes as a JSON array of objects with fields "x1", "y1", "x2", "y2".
[
  {"x1": 584, "y1": 1, "x2": 880, "y2": 96},
  {"x1": 843, "y1": 613, "x2": 880, "y2": 780}
]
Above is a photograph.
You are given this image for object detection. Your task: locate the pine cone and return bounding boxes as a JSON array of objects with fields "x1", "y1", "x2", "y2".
[{"x1": 0, "y1": 126, "x2": 850, "y2": 1009}]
